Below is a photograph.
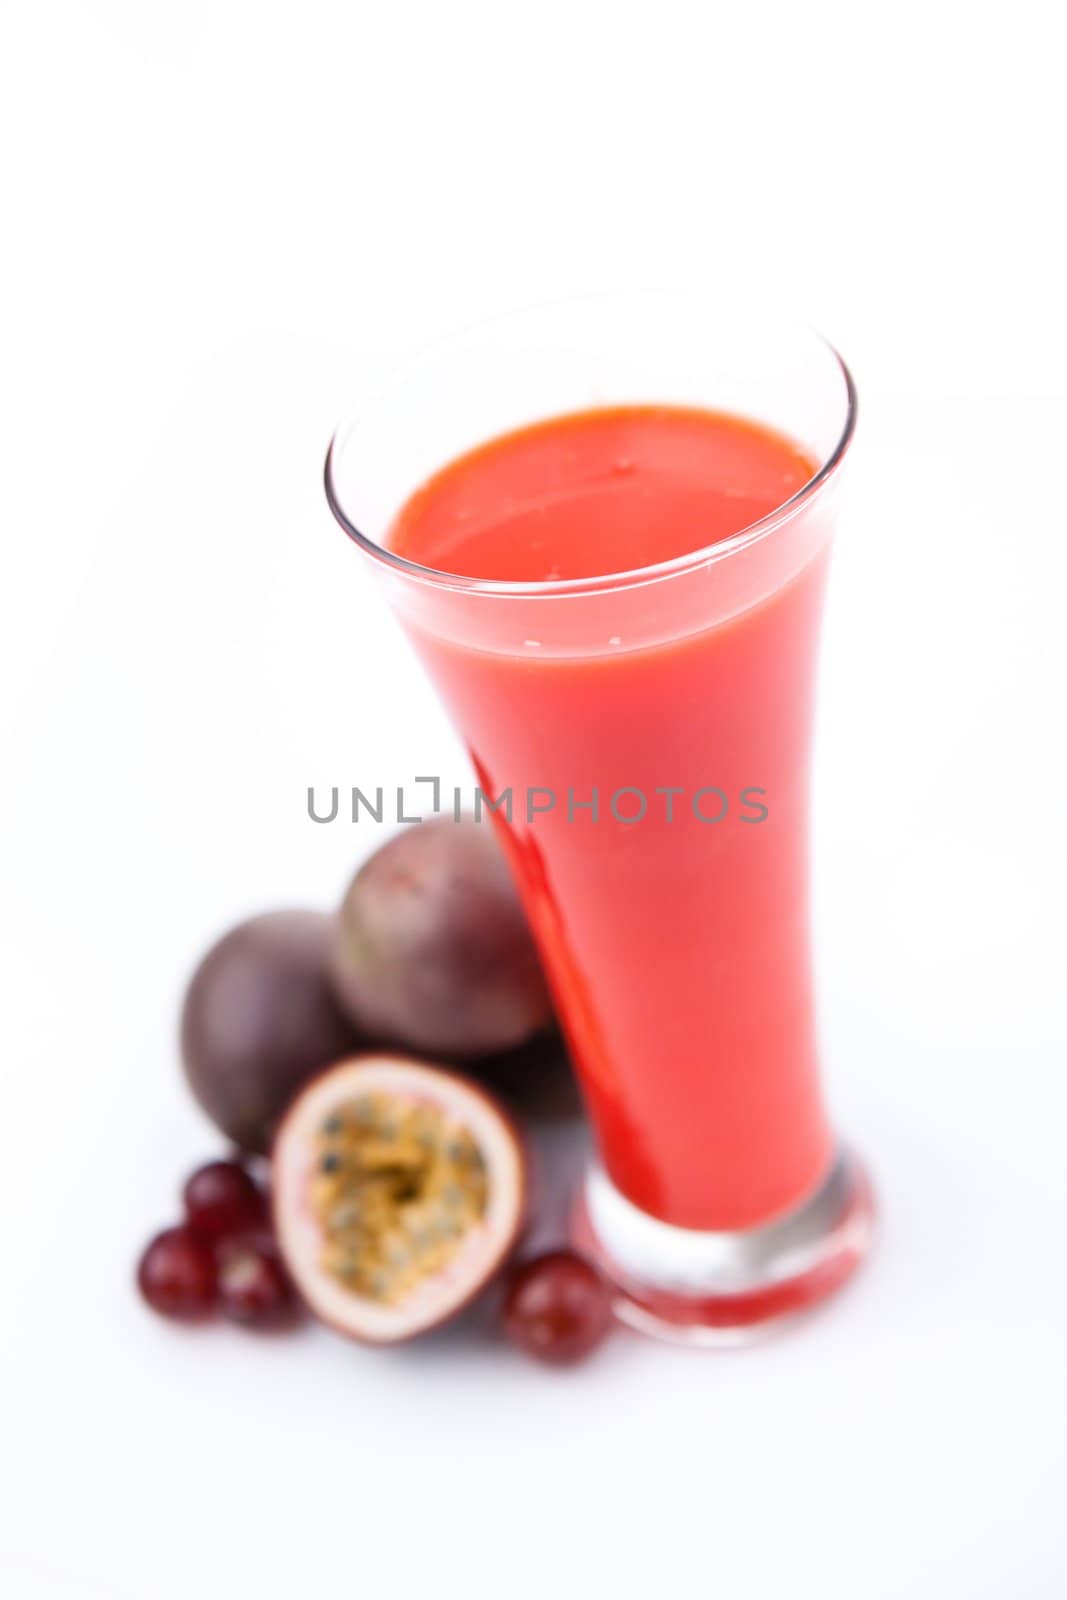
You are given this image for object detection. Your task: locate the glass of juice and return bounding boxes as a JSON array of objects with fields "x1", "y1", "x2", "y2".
[{"x1": 325, "y1": 293, "x2": 874, "y2": 1344}]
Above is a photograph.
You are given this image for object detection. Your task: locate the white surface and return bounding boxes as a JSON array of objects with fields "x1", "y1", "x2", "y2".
[{"x1": 2, "y1": 3, "x2": 1065, "y2": 1598}]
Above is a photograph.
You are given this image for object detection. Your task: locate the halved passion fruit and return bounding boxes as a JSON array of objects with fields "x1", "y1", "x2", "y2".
[{"x1": 272, "y1": 1055, "x2": 527, "y2": 1344}]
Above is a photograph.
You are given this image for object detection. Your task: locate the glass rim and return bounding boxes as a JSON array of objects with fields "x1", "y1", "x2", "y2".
[{"x1": 324, "y1": 316, "x2": 857, "y2": 600}]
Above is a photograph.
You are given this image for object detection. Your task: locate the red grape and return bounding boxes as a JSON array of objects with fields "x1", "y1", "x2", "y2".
[
  {"x1": 137, "y1": 1226, "x2": 217, "y2": 1319},
  {"x1": 502, "y1": 1251, "x2": 613, "y2": 1365},
  {"x1": 183, "y1": 1160, "x2": 265, "y2": 1243},
  {"x1": 217, "y1": 1239, "x2": 297, "y2": 1328}
]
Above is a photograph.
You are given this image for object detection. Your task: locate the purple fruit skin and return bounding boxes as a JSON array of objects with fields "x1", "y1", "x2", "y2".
[
  {"x1": 329, "y1": 817, "x2": 554, "y2": 1058},
  {"x1": 181, "y1": 910, "x2": 361, "y2": 1153}
]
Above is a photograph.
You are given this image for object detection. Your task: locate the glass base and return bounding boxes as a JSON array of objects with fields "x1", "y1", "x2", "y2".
[{"x1": 572, "y1": 1148, "x2": 875, "y2": 1347}]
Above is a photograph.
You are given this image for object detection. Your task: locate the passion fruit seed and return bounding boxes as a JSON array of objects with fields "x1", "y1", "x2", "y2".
[{"x1": 313, "y1": 1093, "x2": 489, "y2": 1307}]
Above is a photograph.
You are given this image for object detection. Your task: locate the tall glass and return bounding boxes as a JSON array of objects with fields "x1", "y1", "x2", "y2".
[{"x1": 326, "y1": 293, "x2": 874, "y2": 1344}]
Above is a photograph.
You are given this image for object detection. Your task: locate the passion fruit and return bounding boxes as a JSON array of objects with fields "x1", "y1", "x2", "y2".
[
  {"x1": 329, "y1": 817, "x2": 554, "y2": 1058},
  {"x1": 181, "y1": 910, "x2": 362, "y2": 1153},
  {"x1": 272, "y1": 1054, "x2": 527, "y2": 1344}
]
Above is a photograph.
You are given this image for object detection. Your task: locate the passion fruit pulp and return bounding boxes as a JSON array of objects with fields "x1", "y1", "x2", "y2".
[{"x1": 272, "y1": 1055, "x2": 527, "y2": 1344}]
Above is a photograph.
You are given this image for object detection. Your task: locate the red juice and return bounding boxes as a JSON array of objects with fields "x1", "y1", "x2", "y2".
[{"x1": 390, "y1": 406, "x2": 835, "y2": 1232}]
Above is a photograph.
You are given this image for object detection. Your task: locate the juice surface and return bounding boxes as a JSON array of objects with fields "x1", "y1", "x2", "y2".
[
  {"x1": 390, "y1": 406, "x2": 834, "y2": 1231},
  {"x1": 391, "y1": 405, "x2": 813, "y2": 582}
]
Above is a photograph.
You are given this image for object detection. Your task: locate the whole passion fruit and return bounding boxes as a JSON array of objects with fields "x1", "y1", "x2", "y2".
[
  {"x1": 272, "y1": 1054, "x2": 527, "y2": 1344},
  {"x1": 329, "y1": 817, "x2": 553, "y2": 1058},
  {"x1": 182, "y1": 910, "x2": 362, "y2": 1153}
]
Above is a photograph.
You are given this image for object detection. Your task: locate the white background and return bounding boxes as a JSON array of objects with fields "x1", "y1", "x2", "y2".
[{"x1": 2, "y1": 3, "x2": 1065, "y2": 1597}]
